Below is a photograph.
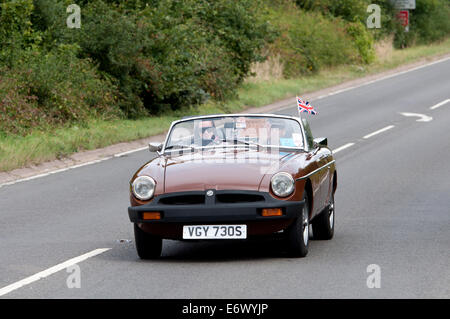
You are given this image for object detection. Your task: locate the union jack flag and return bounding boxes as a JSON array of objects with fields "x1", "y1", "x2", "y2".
[{"x1": 297, "y1": 97, "x2": 317, "y2": 115}]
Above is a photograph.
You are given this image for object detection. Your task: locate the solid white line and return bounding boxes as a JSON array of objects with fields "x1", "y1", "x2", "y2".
[
  {"x1": 315, "y1": 56, "x2": 450, "y2": 101},
  {"x1": 333, "y1": 143, "x2": 355, "y2": 154},
  {"x1": 114, "y1": 146, "x2": 148, "y2": 158},
  {"x1": 363, "y1": 125, "x2": 395, "y2": 139},
  {"x1": 0, "y1": 145, "x2": 149, "y2": 188},
  {"x1": 0, "y1": 248, "x2": 110, "y2": 297},
  {"x1": 0, "y1": 158, "x2": 113, "y2": 189},
  {"x1": 430, "y1": 99, "x2": 450, "y2": 110}
]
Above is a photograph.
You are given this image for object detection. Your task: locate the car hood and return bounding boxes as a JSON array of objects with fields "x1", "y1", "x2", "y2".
[{"x1": 162, "y1": 148, "x2": 301, "y2": 193}]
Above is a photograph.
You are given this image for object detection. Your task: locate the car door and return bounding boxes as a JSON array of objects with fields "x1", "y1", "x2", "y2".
[{"x1": 302, "y1": 119, "x2": 327, "y2": 217}]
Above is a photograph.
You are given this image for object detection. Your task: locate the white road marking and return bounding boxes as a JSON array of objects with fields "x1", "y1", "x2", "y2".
[
  {"x1": 430, "y1": 99, "x2": 450, "y2": 110},
  {"x1": 0, "y1": 146, "x2": 149, "y2": 189},
  {"x1": 399, "y1": 112, "x2": 433, "y2": 122},
  {"x1": 0, "y1": 158, "x2": 113, "y2": 189},
  {"x1": 363, "y1": 125, "x2": 395, "y2": 139},
  {"x1": 0, "y1": 248, "x2": 110, "y2": 297},
  {"x1": 114, "y1": 146, "x2": 148, "y2": 158},
  {"x1": 2, "y1": 56, "x2": 449, "y2": 189},
  {"x1": 314, "y1": 56, "x2": 450, "y2": 101},
  {"x1": 333, "y1": 143, "x2": 355, "y2": 154}
]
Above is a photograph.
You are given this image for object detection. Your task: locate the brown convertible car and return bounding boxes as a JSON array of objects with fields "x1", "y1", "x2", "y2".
[{"x1": 128, "y1": 114, "x2": 336, "y2": 258}]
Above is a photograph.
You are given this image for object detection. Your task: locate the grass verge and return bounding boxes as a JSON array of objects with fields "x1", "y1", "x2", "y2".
[{"x1": 1, "y1": 37, "x2": 449, "y2": 172}]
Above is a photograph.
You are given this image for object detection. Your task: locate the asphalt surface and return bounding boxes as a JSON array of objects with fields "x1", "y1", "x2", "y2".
[{"x1": 1, "y1": 58, "x2": 449, "y2": 298}]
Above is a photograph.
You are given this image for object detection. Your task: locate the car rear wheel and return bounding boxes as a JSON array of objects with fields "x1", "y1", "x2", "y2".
[
  {"x1": 286, "y1": 191, "x2": 309, "y2": 257},
  {"x1": 312, "y1": 192, "x2": 335, "y2": 240},
  {"x1": 134, "y1": 223, "x2": 162, "y2": 259}
]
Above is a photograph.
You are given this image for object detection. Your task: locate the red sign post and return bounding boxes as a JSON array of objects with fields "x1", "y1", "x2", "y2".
[{"x1": 397, "y1": 10, "x2": 409, "y2": 32}]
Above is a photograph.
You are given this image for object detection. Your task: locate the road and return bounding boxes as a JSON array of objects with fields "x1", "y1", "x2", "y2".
[{"x1": 1, "y1": 58, "x2": 449, "y2": 298}]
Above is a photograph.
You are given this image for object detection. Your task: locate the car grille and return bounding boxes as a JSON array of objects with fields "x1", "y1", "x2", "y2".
[
  {"x1": 215, "y1": 193, "x2": 264, "y2": 204},
  {"x1": 157, "y1": 192, "x2": 265, "y2": 205},
  {"x1": 159, "y1": 194, "x2": 205, "y2": 205}
]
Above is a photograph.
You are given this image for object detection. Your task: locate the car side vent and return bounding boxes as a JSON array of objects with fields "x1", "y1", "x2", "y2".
[
  {"x1": 216, "y1": 193, "x2": 265, "y2": 204},
  {"x1": 159, "y1": 195, "x2": 205, "y2": 205}
]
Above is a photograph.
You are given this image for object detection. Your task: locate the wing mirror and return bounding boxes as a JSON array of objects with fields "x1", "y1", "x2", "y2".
[
  {"x1": 149, "y1": 142, "x2": 163, "y2": 153},
  {"x1": 313, "y1": 137, "x2": 327, "y2": 147}
]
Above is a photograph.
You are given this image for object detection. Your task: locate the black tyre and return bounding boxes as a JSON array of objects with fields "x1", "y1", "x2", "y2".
[
  {"x1": 286, "y1": 191, "x2": 309, "y2": 257},
  {"x1": 134, "y1": 223, "x2": 162, "y2": 259},
  {"x1": 312, "y1": 191, "x2": 335, "y2": 240}
]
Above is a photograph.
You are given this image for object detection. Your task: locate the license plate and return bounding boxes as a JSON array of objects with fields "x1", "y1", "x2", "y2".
[{"x1": 182, "y1": 225, "x2": 247, "y2": 239}]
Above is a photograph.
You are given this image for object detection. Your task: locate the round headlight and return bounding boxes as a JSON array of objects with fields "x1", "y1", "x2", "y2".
[
  {"x1": 271, "y1": 172, "x2": 295, "y2": 197},
  {"x1": 132, "y1": 176, "x2": 156, "y2": 200}
]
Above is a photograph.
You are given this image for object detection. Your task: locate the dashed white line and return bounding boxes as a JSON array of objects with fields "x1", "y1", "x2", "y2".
[
  {"x1": 0, "y1": 248, "x2": 111, "y2": 297},
  {"x1": 363, "y1": 125, "x2": 395, "y2": 139},
  {"x1": 430, "y1": 99, "x2": 450, "y2": 110},
  {"x1": 333, "y1": 143, "x2": 355, "y2": 154}
]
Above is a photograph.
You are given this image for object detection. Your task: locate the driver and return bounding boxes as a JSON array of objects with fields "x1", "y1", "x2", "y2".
[{"x1": 199, "y1": 120, "x2": 219, "y2": 146}]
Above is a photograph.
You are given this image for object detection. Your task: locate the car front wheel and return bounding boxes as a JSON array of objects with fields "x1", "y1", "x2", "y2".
[
  {"x1": 286, "y1": 191, "x2": 309, "y2": 257},
  {"x1": 312, "y1": 192, "x2": 335, "y2": 240},
  {"x1": 134, "y1": 223, "x2": 162, "y2": 259}
]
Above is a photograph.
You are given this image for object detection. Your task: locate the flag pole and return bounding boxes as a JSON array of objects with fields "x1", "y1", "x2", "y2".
[{"x1": 296, "y1": 96, "x2": 303, "y2": 120}]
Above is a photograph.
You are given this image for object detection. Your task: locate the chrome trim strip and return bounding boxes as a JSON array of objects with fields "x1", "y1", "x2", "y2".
[{"x1": 296, "y1": 160, "x2": 336, "y2": 181}]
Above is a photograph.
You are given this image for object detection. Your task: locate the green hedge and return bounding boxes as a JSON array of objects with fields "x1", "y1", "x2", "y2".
[
  {"x1": 33, "y1": 0, "x2": 273, "y2": 116},
  {"x1": 263, "y1": 1, "x2": 374, "y2": 77},
  {"x1": 1, "y1": 0, "x2": 449, "y2": 137},
  {"x1": 0, "y1": 45, "x2": 120, "y2": 135},
  {"x1": 295, "y1": 0, "x2": 450, "y2": 48}
]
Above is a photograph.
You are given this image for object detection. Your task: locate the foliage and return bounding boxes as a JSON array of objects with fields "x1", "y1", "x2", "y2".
[
  {"x1": 1, "y1": 0, "x2": 449, "y2": 137},
  {"x1": 410, "y1": 0, "x2": 450, "y2": 44},
  {"x1": 295, "y1": 0, "x2": 370, "y2": 22},
  {"x1": 264, "y1": 1, "x2": 365, "y2": 76},
  {"x1": 0, "y1": 45, "x2": 120, "y2": 135}
]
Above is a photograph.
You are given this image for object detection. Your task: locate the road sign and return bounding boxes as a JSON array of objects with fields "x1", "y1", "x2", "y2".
[
  {"x1": 397, "y1": 10, "x2": 409, "y2": 27},
  {"x1": 390, "y1": 0, "x2": 416, "y2": 9},
  {"x1": 397, "y1": 10, "x2": 409, "y2": 32}
]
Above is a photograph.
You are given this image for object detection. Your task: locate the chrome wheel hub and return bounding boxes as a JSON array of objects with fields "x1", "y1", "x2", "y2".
[
  {"x1": 302, "y1": 210, "x2": 309, "y2": 245},
  {"x1": 329, "y1": 199, "x2": 334, "y2": 229}
]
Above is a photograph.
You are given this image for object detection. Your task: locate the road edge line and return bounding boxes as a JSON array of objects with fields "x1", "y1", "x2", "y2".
[{"x1": 0, "y1": 248, "x2": 111, "y2": 297}]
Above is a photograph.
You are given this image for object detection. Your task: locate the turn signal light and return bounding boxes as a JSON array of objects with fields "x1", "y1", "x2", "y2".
[
  {"x1": 262, "y1": 208, "x2": 282, "y2": 217},
  {"x1": 142, "y1": 212, "x2": 161, "y2": 220}
]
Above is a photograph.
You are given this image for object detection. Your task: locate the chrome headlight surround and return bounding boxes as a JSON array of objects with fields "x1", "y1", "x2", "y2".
[
  {"x1": 132, "y1": 176, "x2": 156, "y2": 201},
  {"x1": 271, "y1": 172, "x2": 295, "y2": 197}
]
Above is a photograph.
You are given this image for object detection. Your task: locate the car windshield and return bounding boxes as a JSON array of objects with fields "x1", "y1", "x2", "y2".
[{"x1": 165, "y1": 116, "x2": 304, "y2": 151}]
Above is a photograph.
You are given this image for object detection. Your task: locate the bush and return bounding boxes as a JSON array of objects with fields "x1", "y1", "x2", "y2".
[
  {"x1": 264, "y1": 1, "x2": 364, "y2": 76},
  {"x1": 295, "y1": 0, "x2": 370, "y2": 23},
  {"x1": 346, "y1": 22, "x2": 375, "y2": 64},
  {"x1": 0, "y1": 45, "x2": 120, "y2": 135},
  {"x1": 31, "y1": 0, "x2": 272, "y2": 116},
  {"x1": 410, "y1": 0, "x2": 450, "y2": 44},
  {"x1": 0, "y1": 0, "x2": 42, "y2": 66}
]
